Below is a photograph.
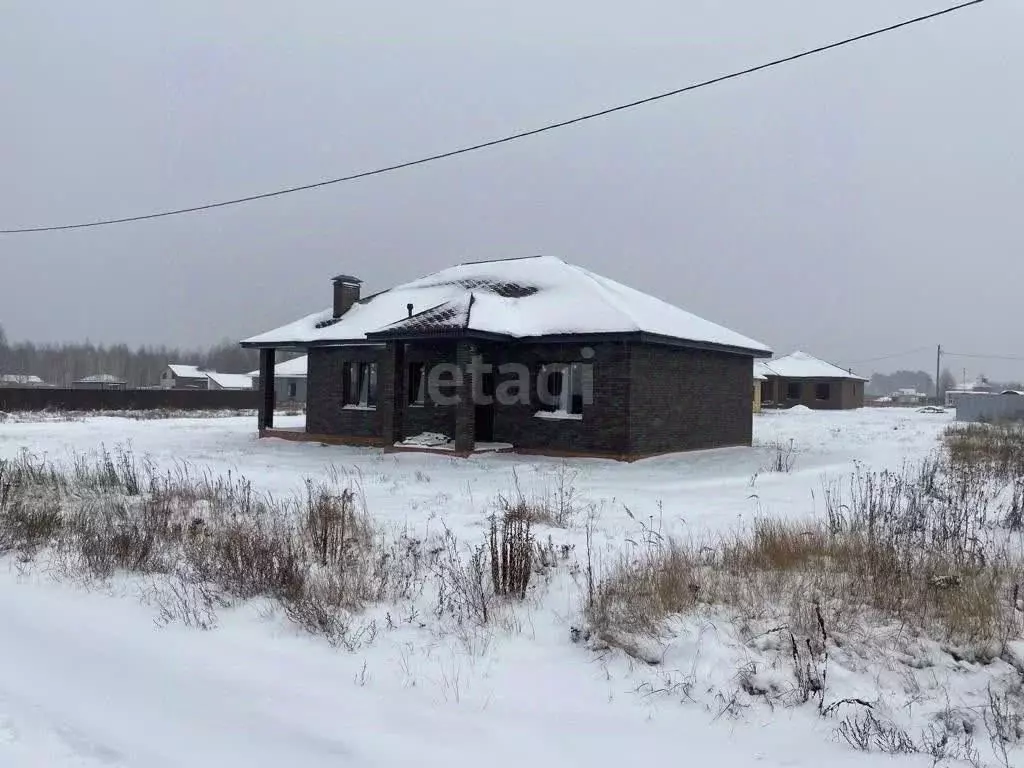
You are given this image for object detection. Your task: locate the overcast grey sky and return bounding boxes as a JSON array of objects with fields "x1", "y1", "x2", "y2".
[{"x1": 2, "y1": 1, "x2": 1021, "y2": 380}]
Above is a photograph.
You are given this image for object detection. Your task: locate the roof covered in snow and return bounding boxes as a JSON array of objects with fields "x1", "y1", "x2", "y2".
[
  {"x1": 205, "y1": 372, "x2": 254, "y2": 390},
  {"x1": 0, "y1": 374, "x2": 45, "y2": 385},
  {"x1": 242, "y1": 256, "x2": 769, "y2": 355},
  {"x1": 247, "y1": 355, "x2": 308, "y2": 379},
  {"x1": 167, "y1": 364, "x2": 208, "y2": 379},
  {"x1": 757, "y1": 351, "x2": 867, "y2": 381},
  {"x1": 75, "y1": 373, "x2": 126, "y2": 384},
  {"x1": 753, "y1": 361, "x2": 773, "y2": 380}
]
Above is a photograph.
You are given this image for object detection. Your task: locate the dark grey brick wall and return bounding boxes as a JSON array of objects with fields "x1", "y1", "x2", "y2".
[
  {"x1": 629, "y1": 345, "x2": 752, "y2": 454},
  {"x1": 305, "y1": 347, "x2": 384, "y2": 438},
  {"x1": 489, "y1": 341, "x2": 630, "y2": 454},
  {"x1": 302, "y1": 339, "x2": 756, "y2": 457},
  {"x1": 403, "y1": 343, "x2": 457, "y2": 437}
]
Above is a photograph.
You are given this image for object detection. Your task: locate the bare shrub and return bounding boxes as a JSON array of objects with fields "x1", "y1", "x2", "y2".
[
  {"x1": 837, "y1": 711, "x2": 983, "y2": 765},
  {"x1": 837, "y1": 711, "x2": 916, "y2": 754},
  {"x1": 282, "y1": 569, "x2": 379, "y2": 650},
  {"x1": 984, "y1": 684, "x2": 1023, "y2": 768},
  {"x1": 488, "y1": 511, "x2": 533, "y2": 598},
  {"x1": 762, "y1": 439, "x2": 796, "y2": 473},
  {"x1": 432, "y1": 527, "x2": 490, "y2": 627},
  {"x1": 0, "y1": 496, "x2": 63, "y2": 555},
  {"x1": 145, "y1": 567, "x2": 223, "y2": 630},
  {"x1": 495, "y1": 464, "x2": 580, "y2": 528},
  {"x1": 303, "y1": 479, "x2": 364, "y2": 568}
]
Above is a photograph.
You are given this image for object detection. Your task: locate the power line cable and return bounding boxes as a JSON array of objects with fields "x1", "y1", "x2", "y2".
[
  {"x1": 0, "y1": 0, "x2": 987, "y2": 235},
  {"x1": 845, "y1": 347, "x2": 933, "y2": 365},
  {"x1": 943, "y1": 351, "x2": 1024, "y2": 363}
]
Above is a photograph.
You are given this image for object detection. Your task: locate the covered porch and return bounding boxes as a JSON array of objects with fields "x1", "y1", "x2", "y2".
[{"x1": 254, "y1": 338, "x2": 516, "y2": 455}]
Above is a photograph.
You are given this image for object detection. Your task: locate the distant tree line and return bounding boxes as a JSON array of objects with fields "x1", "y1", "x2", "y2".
[{"x1": 0, "y1": 324, "x2": 259, "y2": 388}]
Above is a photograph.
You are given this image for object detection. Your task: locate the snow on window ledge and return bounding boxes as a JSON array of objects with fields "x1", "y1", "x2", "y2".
[
  {"x1": 533, "y1": 410, "x2": 582, "y2": 421},
  {"x1": 343, "y1": 404, "x2": 377, "y2": 411}
]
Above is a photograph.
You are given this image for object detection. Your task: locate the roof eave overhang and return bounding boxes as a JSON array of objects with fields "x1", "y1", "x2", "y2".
[
  {"x1": 240, "y1": 339, "x2": 386, "y2": 350},
  {"x1": 763, "y1": 374, "x2": 868, "y2": 382},
  {"x1": 365, "y1": 327, "x2": 514, "y2": 343},
  {"x1": 239, "y1": 329, "x2": 770, "y2": 356},
  {"x1": 502, "y1": 331, "x2": 770, "y2": 357},
  {"x1": 242, "y1": 330, "x2": 771, "y2": 356}
]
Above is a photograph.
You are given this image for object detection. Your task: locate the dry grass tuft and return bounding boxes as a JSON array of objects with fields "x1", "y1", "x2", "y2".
[
  {"x1": 495, "y1": 464, "x2": 580, "y2": 528},
  {"x1": 0, "y1": 448, "x2": 425, "y2": 646},
  {"x1": 0, "y1": 446, "x2": 564, "y2": 648},
  {"x1": 945, "y1": 422, "x2": 1024, "y2": 482},
  {"x1": 588, "y1": 457, "x2": 1024, "y2": 649}
]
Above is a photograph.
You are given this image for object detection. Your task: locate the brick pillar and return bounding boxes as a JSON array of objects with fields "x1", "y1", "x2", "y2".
[
  {"x1": 453, "y1": 340, "x2": 476, "y2": 453},
  {"x1": 258, "y1": 348, "x2": 276, "y2": 431},
  {"x1": 380, "y1": 341, "x2": 406, "y2": 445}
]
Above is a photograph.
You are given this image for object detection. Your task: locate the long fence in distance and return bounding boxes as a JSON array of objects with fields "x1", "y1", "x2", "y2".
[
  {"x1": 955, "y1": 393, "x2": 1024, "y2": 424},
  {"x1": 0, "y1": 387, "x2": 260, "y2": 413}
]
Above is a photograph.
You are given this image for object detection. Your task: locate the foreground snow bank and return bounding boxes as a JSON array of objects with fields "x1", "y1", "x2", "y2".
[{"x1": 5, "y1": 406, "x2": 1012, "y2": 767}]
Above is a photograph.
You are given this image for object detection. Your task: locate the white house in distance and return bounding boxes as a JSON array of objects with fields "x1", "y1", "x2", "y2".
[
  {"x1": 0, "y1": 373, "x2": 48, "y2": 388},
  {"x1": 247, "y1": 355, "x2": 307, "y2": 405},
  {"x1": 161, "y1": 365, "x2": 210, "y2": 390},
  {"x1": 161, "y1": 364, "x2": 253, "y2": 391}
]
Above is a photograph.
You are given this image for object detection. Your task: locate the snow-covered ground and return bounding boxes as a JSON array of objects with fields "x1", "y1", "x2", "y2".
[{"x1": 3, "y1": 406, "x2": 1011, "y2": 767}]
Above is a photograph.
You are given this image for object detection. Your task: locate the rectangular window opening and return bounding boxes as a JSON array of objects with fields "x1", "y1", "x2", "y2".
[
  {"x1": 409, "y1": 362, "x2": 426, "y2": 405},
  {"x1": 537, "y1": 363, "x2": 584, "y2": 418},
  {"x1": 344, "y1": 362, "x2": 377, "y2": 408}
]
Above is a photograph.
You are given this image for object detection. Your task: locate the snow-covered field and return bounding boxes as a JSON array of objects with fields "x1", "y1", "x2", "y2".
[{"x1": 2, "y1": 407, "x2": 1016, "y2": 767}]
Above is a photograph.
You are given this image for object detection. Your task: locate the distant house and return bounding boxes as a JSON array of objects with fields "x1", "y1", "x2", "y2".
[
  {"x1": 0, "y1": 374, "x2": 47, "y2": 388},
  {"x1": 205, "y1": 372, "x2": 254, "y2": 391},
  {"x1": 247, "y1": 355, "x2": 307, "y2": 405},
  {"x1": 753, "y1": 361, "x2": 769, "y2": 413},
  {"x1": 945, "y1": 378, "x2": 996, "y2": 408},
  {"x1": 161, "y1": 365, "x2": 210, "y2": 390},
  {"x1": 240, "y1": 256, "x2": 771, "y2": 459},
  {"x1": 758, "y1": 351, "x2": 867, "y2": 410},
  {"x1": 892, "y1": 388, "x2": 927, "y2": 406},
  {"x1": 73, "y1": 374, "x2": 127, "y2": 390},
  {"x1": 160, "y1": 364, "x2": 253, "y2": 391}
]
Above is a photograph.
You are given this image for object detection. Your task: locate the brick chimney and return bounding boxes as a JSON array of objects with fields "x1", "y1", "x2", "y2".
[{"x1": 332, "y1": 274, "x2": 362, "y2": 318}]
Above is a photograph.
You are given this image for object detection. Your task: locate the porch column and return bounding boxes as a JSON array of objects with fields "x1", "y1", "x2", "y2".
[
  {"x1": 454, "y1": 341, "x2": 476, "y2": 453},
  {"x1": 258, "y1": 348, "x2": 276, "y2": 431},
  {"x1": 380, "y1": 341, "x2": 406, "y2": 445}
]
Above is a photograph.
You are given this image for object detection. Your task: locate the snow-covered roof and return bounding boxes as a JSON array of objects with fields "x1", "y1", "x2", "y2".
[
  {"x1": 76, "y1": 373, "x2": 125, "y2": 384},
  {"x1": 243, "y1": 256, "x2": 769, "y2": 355},
  {"x1": 757, "y1": 351, "x2": 867, "y2": 381},
  {"x1": 167, "y1": 364, "x2": 207, "y2": 379},
  {"x1": 206, "y1": 372, "x2": 254, "y2": 390},
  {"x1": 753, "y1": 360, "x2": 774, "y2": 380},
  {"x1": 246, "y1": 355, "x2": 308, "y2": 379},
  {"x1": 0, "y1": 374, "x2": 44, "y2": 385}
]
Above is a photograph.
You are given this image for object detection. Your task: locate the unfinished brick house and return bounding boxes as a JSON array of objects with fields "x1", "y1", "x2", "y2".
[
  {"x1": 757, "y1": 351, "x2": 866, "y2": 410},
  {"x1": 241, "y1": 256, "x2": 771, "y2": 459}
]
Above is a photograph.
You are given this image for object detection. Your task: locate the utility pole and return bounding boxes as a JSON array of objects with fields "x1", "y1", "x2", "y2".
[{"x1": 935, "y1": 344, "x2": 942, "y2": 403}]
